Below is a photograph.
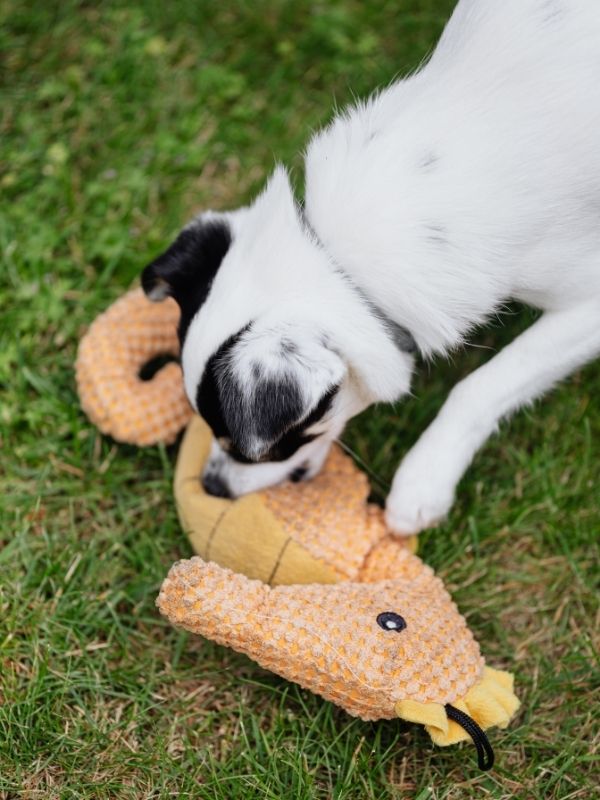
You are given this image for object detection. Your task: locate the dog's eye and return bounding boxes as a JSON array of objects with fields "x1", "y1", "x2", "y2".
[{"x1": 376, "y1": 612, "x2": 406, "y2": 632}]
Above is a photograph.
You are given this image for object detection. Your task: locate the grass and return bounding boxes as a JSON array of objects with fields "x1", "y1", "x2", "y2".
[{"x1": 0, "y1": 1, "x2": 598, "y2": 797}]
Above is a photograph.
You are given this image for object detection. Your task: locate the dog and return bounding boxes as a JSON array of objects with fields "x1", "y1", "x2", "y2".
[{"x1": 141, "y1": 0, "x2": 600, "y2": 535}]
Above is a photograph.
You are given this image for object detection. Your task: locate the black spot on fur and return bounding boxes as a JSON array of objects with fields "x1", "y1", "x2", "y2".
[
  {"x1": 387, "y1": 321, "x2": 417, "y2": 353},
  {"x1": 199, "y1": 349, "x2": 340, "y2": 464},
  {"x1": 141, "y1": 219, "x2": 232, "y2": 344},
  {"x1": 250, "y1": 376, "x2": 305, "y2": 450},
  {"x1": 280, "y1": 338, "x2": 298, "y2": 356},
  {"x1": 222, "y1": 442, "x2": 254, "y2": 465},
  {"x1": 354, "y1": 288, "x2": 417, "y2": 354},
  {"x1": 197, "y1": 331, "x2": 306, "y2": 461},
  {"x1": 419, "y1": 150, "x2": 439, "y2": 170},
  {"x1": 300, "y1": 383, "x2": 338, "y2": 428},
  {"x1": 540, "y1": 0, "x2": 564, "y2": 25},
  {"x1": 423, "y1": 222, "x2": 448, "y2": 246},
  {"x1": 265, "y1": 432, "x2": 318, "y2": 462},
  {"x1": 261, "y1": 383, "x2": 339, "y2": 462}
]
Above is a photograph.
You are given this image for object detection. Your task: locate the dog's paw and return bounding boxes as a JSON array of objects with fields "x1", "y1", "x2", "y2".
[{"x1": 385, "y1": 460, "x2": 456, "y2": 536}]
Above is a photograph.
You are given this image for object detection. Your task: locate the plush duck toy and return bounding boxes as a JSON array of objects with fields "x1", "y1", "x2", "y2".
[{"x1": 76, "y1": 289, "x2": 520, "y2": 770}]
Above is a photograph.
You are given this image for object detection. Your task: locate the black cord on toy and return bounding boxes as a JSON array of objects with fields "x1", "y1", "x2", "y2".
[{"x1": 444, "y1": 704, "x2": 495, "y2": 771}]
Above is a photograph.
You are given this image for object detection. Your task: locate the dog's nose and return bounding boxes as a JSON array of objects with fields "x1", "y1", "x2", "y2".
[{"x1": 201, "y1": 472, "x2": 232, "y2": 498}]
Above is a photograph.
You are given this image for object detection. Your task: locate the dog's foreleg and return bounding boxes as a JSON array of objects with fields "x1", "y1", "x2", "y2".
[{"x1": 386, "y1": 301, "x2": 600, "y2": 535}]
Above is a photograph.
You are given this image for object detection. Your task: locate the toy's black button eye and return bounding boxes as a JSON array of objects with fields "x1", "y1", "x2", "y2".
[{"x1": 377, "y1": 612, "x2": 407, "y2": 632}]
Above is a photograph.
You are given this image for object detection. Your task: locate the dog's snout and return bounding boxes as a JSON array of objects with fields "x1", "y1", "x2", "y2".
[{"x1": 201, "y1": 472, "x2": 232, "y2": 498}]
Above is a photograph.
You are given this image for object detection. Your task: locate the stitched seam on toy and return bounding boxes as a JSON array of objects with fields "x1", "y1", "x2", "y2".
[
  {"x1": 205, "y1": 504, "x2": 236, "y2": 562},
  {"x1": 266, "y1": 536, "x2": 293, "y2": 586}
]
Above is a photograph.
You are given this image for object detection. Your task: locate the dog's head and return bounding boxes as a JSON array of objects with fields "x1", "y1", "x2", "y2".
[{"x1": 142, "y1": 168, "x2": 414, "y2": 497}]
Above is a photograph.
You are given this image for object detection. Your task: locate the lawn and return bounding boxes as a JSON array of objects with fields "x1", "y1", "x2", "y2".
[{"x1": 1, "y1": 1, "x2": 598, "y2": 797}]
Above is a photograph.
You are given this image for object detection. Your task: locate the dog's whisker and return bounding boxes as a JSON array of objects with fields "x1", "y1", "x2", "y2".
[
  {"x1": 335, "y1": 440, "x2": 391, "y2": 491},
  {"x1": 464, "y1": 342, "x2": 495, "y2": 352}
]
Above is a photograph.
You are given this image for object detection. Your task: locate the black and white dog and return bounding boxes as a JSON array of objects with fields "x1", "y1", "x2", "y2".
[{"x1": 142, "y1": 0, "x2": 600, "y2": 535}]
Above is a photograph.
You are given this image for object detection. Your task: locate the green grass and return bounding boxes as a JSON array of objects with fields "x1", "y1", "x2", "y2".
[{"x1": 1, "y1": 1, "x2": 598, "y2": 797}]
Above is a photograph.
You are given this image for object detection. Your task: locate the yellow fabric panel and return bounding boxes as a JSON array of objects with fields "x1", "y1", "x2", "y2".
[
  {"x1": 395, "y1": 700, "x2": 449, "y2": 734},
  {"x1": 268, "y1": 538, "x2": 344, "y2": 585},
  {"x1": 395, "y1": 667, "x2": 520, "y2": 745}
]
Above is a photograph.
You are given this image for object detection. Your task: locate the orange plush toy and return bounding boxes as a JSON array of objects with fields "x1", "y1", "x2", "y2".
[
  {"x1": 77, "y1": 289, "x2": 520, "y2": 770},
  {"x1": 76, "y1": 289, "x2": 192, "y2": 446}
]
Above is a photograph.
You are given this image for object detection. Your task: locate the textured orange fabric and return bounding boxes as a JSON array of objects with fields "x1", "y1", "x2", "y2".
[
  {"x1": 76, "y1": 289, "x2": 192, "y2": 445},
  {"x1": 158, "y1": 554, "x2": 485, "y2": 721},
  {"x1": 262, "y1": 448, "x2": 390, "y2": 581}
]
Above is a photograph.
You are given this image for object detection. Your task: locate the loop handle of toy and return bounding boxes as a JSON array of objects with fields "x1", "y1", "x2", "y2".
[{"x1": 445, "y1": 703, "x2": 495, "y2": 771}]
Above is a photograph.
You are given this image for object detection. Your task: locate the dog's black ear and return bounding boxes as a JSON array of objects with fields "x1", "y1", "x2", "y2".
[{"x1": 141, "y1": 218, "x2": 232, "y2": 306}]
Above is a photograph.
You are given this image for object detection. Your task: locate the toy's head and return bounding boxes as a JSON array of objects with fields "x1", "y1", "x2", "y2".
[{"x1": 158, "y1": 554, "x2": 486, "y2": 720}]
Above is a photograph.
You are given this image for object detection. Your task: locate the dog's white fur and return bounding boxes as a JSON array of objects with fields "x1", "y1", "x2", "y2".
[{"x1": 180, "y1": 0, "x2": 600, "y2": 531}]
